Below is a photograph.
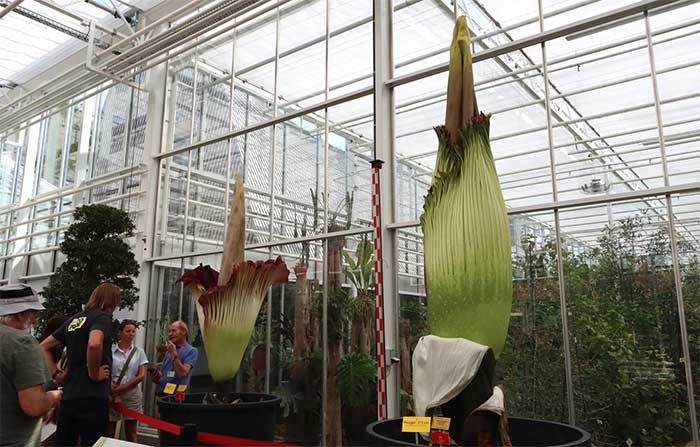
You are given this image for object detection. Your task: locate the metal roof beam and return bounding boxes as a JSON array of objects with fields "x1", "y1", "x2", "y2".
[{"x1": 0, "y1": 0, "x2": 24, "y2": 19}]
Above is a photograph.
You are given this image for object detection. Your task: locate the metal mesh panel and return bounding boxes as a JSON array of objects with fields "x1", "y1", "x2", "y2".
[
  {"x1": 93, "y1": 83, "x2": 130, "y2": 177},
  {"x1": 0, "y1": 137, "x2": 21, "y2": 207},
  {"x1": 163, "y1": 75, "x2": 380, "y2": 250}
]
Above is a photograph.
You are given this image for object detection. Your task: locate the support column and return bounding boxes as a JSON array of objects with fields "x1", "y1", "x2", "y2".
[
  {"x1": 538, "y1": 0, "x2": 576, "y2": 425},
  {"x1": 134, "y1": 49, "x2": 169, "y2": 349},
  {"x1": 373, "y1": 0, "x2": 400, "y2": 419},
  {"x1": 644, "y1": 11, "x2": 699, "y2": 444},
  {"x1": 8, "y1": 120, "x2": 42, "y2": 283}
]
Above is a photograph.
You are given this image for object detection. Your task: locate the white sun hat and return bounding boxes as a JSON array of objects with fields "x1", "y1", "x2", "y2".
[{"x1": 0, "y1": 284, "x2": 44, "y2": 316}]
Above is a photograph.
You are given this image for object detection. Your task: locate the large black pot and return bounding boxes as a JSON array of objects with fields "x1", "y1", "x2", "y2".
[
  {"x1": 157, "y1": 392, "x2": 280, "y2": 446},
  {"x1": 367, "y1": 417, "x2": 590, "y2": 446}
]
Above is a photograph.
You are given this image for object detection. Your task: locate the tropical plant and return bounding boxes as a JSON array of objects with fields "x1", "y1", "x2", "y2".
[
  {"x1": 343, "y1": 236, "x2": 374, "y2": 293},
  {"x1": 497, "y1": 215, "x2": 697, "y2": 446},
  {"x1": 323, "y1": 192, "x2": 355, "y2": 447},
  {"x1": 344, "y1": 235, "x2": 375, "y2": 355},
  {"x1": 179, "y1": 175, "x2": 289, "y2": 382},
  {"x1": 420, "y1": 16, "x2": 512, "y2": 358},
  {"x1": 335, "y1": 352, "x2": 376, "y2": 407},
  {"x1": 275, "y1": 381, "x2": 305, "y2": 418}
]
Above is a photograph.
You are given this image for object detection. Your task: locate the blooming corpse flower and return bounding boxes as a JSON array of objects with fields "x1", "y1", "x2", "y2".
[
  {"x1": 421, "y1": 16, "x2": 512, "y2": 358},
  {"x1": 178, "y1": 175, "x2": 289, "y2": 381},
  {"x1": 179, "y1": 259, "x2": 288, "y2": 381}
]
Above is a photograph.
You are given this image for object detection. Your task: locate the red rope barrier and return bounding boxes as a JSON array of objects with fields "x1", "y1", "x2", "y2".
[
  {"x1": 109, "y1": 403, "x2": 297, "y2": 447},
  {"x1": 197, "y1": 431, "x2": 289, "y2": 447},
  {"x1": 111, "y1": 403, "x2": 181, "y2": 435}
]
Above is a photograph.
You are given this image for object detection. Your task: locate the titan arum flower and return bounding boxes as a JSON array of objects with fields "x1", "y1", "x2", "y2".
[
  {"x1": 421, "y1": 16, "x2": 512, "y2": 358},
  {"x1": 179, "y1": 175, "x2": 289, "y2": 381}
]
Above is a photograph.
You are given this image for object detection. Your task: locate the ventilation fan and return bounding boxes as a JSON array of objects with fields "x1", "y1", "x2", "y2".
[{"x1": 580, "y1": 177, "x2": 611, "y2": 194}]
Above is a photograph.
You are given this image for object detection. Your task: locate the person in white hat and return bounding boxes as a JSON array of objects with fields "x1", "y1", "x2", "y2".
[{"x1": 0, "y1": 284, "x2": 63, "y2": 447}]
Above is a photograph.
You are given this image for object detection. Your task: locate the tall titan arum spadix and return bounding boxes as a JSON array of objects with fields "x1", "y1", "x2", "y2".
[
  {"x1": 179, "y1": 175, "x2": 289, "y2": 381},
  {"x1": 420, "y1": 16, "x2": 512, "y2": 358}
]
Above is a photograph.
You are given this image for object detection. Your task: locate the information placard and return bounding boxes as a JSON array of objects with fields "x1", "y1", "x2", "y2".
[
  {"x1": 163, "y1": 383, "x2": 176, "y2": 395},
  {"x1": 401, "y1": 416, "x2": 431, "y2": 433},
  {"x1": 431, "y1": 416, "x2": 451, "y2": 430}
]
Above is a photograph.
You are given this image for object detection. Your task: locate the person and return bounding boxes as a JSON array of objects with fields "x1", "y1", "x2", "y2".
[
  {"x1": 38, "y1": 315, "x2": 69, "y2": 391},
  {"x1": 40, "y1": 282, "x2": 121, "y2": 447},
  {"x1": 0, "y1": 284, "x2": 63, "y2": 447},
  {"x1": 105, "y1": 319, "x2": 148, "y2": 443},
  {"x1": 149, "y1": 320, "x2": 198, "y2": 396},
  {"x1": 38, "y1": 315, "x2": 70, "y2": 362}
]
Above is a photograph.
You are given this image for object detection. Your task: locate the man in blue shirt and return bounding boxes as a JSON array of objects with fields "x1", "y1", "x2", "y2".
[{"x1": 149, "y1": 320, "x2": 198, "y2": 395}]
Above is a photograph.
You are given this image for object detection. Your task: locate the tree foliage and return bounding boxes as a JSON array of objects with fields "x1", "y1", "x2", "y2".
[
  {"x1": 336, "y1": 352, "x2": 376, "y2": 407},
  {"x1": 39, "y1": 204, "x2": 140, "y2": 329},
  {"x1": 495, "y1": 215, "x2": 697, "y2": 446},
  {"x1": 343, "y1": 236, "x2": 374, "y2": 294}
]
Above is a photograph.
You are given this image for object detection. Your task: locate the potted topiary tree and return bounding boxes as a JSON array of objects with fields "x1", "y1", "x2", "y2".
[{"x1": 39, "y1": 204, "x2": 140, "y2": 331}]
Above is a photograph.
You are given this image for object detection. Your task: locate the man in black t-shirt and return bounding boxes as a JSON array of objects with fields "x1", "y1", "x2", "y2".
[{"x1": 41, "y1": 283, "x2": 121, "y2": 446}]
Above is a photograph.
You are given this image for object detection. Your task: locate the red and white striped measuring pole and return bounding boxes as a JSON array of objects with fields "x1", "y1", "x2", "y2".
[{"x1": 370, "y1": 159, "x2": 388, "y2": 421}]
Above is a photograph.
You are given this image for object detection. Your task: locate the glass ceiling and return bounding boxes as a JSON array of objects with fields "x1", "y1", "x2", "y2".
[
  {"x1": 155, "y1": 0, "x2": 698, "y2": 249},
  {"x1": 0, "y1": 0, "x2": 162, "y2": 88},
  {"x1": 393, "y1": 1, "x2": 700, "y2": 191},
  {"x1": 1, "y1": 0, "x2": 698, "y2": 249}
]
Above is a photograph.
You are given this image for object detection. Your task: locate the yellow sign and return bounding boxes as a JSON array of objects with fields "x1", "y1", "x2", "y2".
[
  {"x1": 401, "y1": 416, "x2": 431, "y2": 433},
  {"x1": 432, "y1": 416, "x2": 451, "y2": 430},
  {"x1": 176, "y1": 384, "x2": 188, "y2": 393},
  {"x1": 163, "y1": 383, "x2": 177, "y2": 395}
]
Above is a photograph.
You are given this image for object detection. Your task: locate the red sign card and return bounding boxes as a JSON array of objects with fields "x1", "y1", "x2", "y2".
[{"x1": 431, "y1": 431, "x2": 450, "y2": 445}]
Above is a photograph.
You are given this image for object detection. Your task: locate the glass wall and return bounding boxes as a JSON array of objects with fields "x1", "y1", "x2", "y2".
[
  {"x1": 388, "y1": 1, "x2": 699, "y2": 446},
  {"x1": 672, "y1": 192, "x2": 700, "y2": 438},
  {"x1": 0, "y1": 79, "x2": 148, "y2": 282},
  {"x1": 561, "y1": 200, "x2": 692, "y2": 445},
  {"x1": 148, "y1": 3, "x2": 377, "y2": 444},
  {"x1": 0, "y1": 0, "x2": 698, "y2": 445},
  {"x1": 146, "y1": 0, "x2": 700, "y2": 444},
  {"x1": 0, "y1": 131, "x2": 23, "y2": 207}
]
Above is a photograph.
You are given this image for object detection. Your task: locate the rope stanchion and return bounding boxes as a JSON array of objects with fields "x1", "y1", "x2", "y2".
[{"x1": 109, "y1": 403, "x2": 297, "y2": 447}]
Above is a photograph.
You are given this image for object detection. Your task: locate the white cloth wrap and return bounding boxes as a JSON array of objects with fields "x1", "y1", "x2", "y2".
[
  {"x1": 412, "y1": 335, "x2": 489, "y2": 418},
  {"x1": 411, "y1": 334, "x2": 506, "y2": 444}
]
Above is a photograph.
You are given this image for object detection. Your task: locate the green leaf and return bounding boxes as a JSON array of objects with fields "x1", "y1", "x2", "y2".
[{"x1": 335, "y1": 352, "x2": 376, "y2": 407}]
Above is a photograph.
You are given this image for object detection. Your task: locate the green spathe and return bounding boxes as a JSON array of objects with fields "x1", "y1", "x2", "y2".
[
  {"x1": 204, "y1": 325, "x2": 255, "y2": 381},
  {"x1": 420, "y1": 16, "x2": 512, "y2": 358},
  {"x1": 181, "y1": 258, "x2": 288, "y2": 382}
]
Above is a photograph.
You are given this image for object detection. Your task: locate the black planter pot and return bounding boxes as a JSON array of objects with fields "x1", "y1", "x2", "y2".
[
  {"x1": 157, "y1": 392, "x2": 280, "y2": 446},
  {"x1": 367, "y1": 417, "x2": 590, "y2": 447}
]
